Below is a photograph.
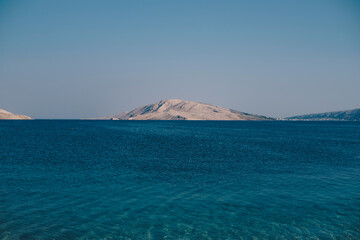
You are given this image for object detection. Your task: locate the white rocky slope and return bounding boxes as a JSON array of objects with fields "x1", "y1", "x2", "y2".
[
  {"x1": 108, "y1": 99, "x2": 272, "y2": 120},
  {"x1": 0, "y1": 109, "x2": 31, "y2": 120}
]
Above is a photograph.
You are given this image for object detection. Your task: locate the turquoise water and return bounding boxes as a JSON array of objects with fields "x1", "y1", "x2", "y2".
[{"x1": 0, "y1": 120, "x2": 359, "y2": 239}]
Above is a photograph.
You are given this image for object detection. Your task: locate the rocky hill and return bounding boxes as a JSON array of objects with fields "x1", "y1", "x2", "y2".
[{"x1": 108, "y1": 99, "x2": 272, "y2": 121}]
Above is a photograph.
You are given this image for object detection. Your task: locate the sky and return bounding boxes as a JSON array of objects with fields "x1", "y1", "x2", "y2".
[{"x1": 0, "y1": 0, "x2": 359, "y2": 119}]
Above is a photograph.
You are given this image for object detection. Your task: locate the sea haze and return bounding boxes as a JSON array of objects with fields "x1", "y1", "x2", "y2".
[{"x1": 0, "y1": 120, "x2": 359, "y2": 239}]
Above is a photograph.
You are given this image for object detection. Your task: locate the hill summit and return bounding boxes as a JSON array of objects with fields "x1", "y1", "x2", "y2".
[{"x1": 109, "y1": 99, "x2": 272, "y2": 120}]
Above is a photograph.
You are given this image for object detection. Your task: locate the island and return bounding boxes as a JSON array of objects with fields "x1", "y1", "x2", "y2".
[{"x1": 106, "y1": 99, "x2": 273, "y2": 121}]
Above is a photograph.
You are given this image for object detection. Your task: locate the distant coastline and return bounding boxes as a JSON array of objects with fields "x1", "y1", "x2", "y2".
[
  {"x1": 286, "y1": 108, "x2": 360, "y2": 121},
  {"x1": 1, "y1": 102, "x2": 359, "y2": 121}
]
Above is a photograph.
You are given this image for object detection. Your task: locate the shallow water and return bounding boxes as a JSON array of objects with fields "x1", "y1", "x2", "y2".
[{"x1": 0, "y1": 120, "x2": 359, "y2": 239}]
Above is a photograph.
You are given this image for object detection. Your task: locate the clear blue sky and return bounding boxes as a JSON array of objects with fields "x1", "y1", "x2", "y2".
[{"x1": 1, "y1": 0, "x2": 359, "y2": 118}]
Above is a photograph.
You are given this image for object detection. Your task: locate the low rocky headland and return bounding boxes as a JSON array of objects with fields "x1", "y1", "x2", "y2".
[
  {"x1": 287, "y1": 108, "x2": 360, "y2": 121},
  {"x1": 0, "y1": 109, "x2": 31, "y2": 120}
]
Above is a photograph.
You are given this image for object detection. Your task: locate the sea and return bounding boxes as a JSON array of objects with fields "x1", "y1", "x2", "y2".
[{"x1": 0, "y1": 120, "x2": 359, "y2": 239}]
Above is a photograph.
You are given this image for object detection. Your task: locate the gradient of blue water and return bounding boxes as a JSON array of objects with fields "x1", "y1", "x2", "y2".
[{"x1": 1, "y1": 120, "x2": 359, "y2": 239}]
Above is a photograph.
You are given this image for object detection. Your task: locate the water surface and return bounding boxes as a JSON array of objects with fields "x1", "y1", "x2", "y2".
[{"x1": 0, "y1": 120, "x2": 359, "y2": 239}]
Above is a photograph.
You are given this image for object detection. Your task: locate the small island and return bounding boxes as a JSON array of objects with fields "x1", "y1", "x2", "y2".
[{"x1": 106, "y1": 99, "x2": 273, "y2": 121}]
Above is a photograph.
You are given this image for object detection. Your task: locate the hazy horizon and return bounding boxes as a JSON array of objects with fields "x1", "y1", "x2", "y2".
[{"x1": 1, "y1": 0, "x2": 359, "y2": 119}]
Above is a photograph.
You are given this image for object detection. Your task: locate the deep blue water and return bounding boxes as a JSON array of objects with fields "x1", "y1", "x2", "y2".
[{"x1": 0, "y1": 120, "x2": 359, "y2": 239}]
